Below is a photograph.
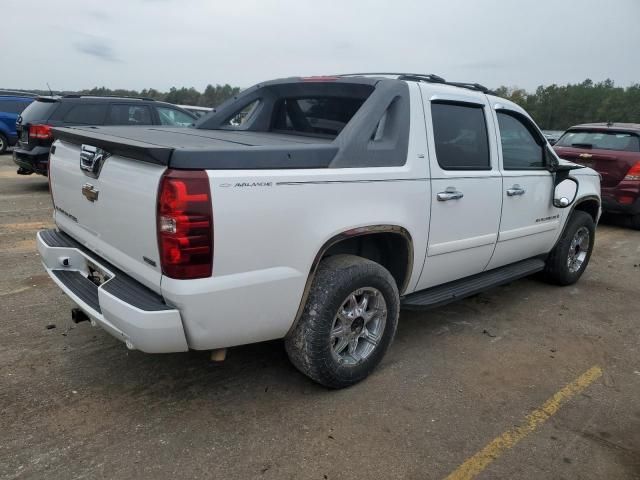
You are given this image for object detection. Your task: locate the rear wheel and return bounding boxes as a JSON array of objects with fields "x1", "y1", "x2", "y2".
[
  {"x1": 0, "y1": 134, "x2": 7, "y2": 155},
  {"x1": 285, "y1": 254, "x2": 399, "y2": 388},
  {"x1": 628, "y1": 214, "x2": 640, "y2": 231},
  {"x1": 543, "y1": 211, "x2": 595, "y2": 285}
]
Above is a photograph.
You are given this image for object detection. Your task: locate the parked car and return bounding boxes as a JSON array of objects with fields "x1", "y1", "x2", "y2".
[
  {"x1": 13, "y1": 95, "x2": 197, "y2": 175},
  {"x1": 177, "y1": 104, "x2": 213, "y2": 119},
  {"x1": 0, "y1": 95, "x2": 34, "y2": 154},
  {"x1": 554, "y1": 123, "x2": 640, "y2": 229},
  {"x1": 38, "y1": 74, "x2": 601, "y2": 388},
  {"x1": 543, "y1": 130, "x2": 564, "y2": 145}
]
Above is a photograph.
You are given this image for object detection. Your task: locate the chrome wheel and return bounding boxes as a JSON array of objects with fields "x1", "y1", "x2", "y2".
[
  {"x1": 0, "y1": 136, "x2": 5, "y2": 153},
  {"x1": 567, "y1": 226, "x2": 590, "y2": 273},
  {"x1": 330, "y1": 287, "x2": 387, "y2": 365}
]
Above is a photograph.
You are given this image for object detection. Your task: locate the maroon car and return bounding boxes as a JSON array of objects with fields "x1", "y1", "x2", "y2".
[{"x1": 554, "y1": 123, "x2": 640, "y2": 229}]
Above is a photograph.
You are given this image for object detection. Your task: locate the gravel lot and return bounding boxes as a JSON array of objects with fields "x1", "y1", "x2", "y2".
[{"x1": 0, "y1": 153, "x2": 639, "y2": 480}]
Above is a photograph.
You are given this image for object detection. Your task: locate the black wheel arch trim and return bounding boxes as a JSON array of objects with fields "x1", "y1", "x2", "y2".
[
  {"x1": 549, "y1": 195, "x2": 600, "y2": 255},
  {"x1": 286, "y1": 225, "x2": 413, "y2": 337}
]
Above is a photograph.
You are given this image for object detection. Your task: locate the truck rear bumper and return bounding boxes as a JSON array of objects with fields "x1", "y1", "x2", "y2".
[{"x1": 37, "y1": 229, "x2": 189, "y2": 353}]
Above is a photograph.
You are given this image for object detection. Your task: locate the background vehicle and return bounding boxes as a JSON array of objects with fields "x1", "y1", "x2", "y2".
[
  {"x1": 13, "y1": 96, "x2": 197, "y2": 175},
  {"x1": 0, "y1": 94, "x2": 34, "y2": 154},
  {"x1": 543, "y1": 130, "x2": 564, "y2": 145},
  {"x1": 554, "y1": 123, "x2": 640, "y2": 229},
  {"x1": 177, "y1": 104, "x2": 213, "y2": 119},
  {"x1": 39, "y1": 74, "x2": 601, "y2": 388}
]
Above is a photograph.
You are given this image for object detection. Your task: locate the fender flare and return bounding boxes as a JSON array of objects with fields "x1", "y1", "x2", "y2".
[
  {"x1": 549, "y1": 195, "x2": 601, "y2": 254},
  {"x1": 286, "y1": 224, "x2": 413, "y2": 337}
]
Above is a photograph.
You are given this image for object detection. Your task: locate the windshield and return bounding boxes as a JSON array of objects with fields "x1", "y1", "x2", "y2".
[
  {"x1": 18, "y1": 100, "x2": 58, "y2": 124},
  {"x1": 556, "y1": 130, "x2": 640, "y2": 152}
]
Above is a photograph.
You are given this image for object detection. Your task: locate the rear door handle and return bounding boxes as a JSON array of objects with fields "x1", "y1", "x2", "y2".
[
  {"x1": 437, "y1": 188, "x2": 464, "y2": 201},
  {"x1": 506, "y1": 185, "x2": 526, "y2": 196}
]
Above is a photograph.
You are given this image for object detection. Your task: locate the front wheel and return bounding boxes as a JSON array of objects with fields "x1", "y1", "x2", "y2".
[
  {"x1": 285, "y1": 254, "x2": 400, "y2": 388},
  {"x1": 543, "y1": 211, "x2": 595, "y2": 285}
]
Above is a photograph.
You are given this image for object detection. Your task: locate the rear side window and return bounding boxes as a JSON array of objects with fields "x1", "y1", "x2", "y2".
[
  {"x1": 556, "y1": 130, "x2": 640, "y2": 152},
  {"x1": 18, "y1": 100, "x2": 58, "y2": 123},
  {"x1": 63, "y1": 104, "x2": 108, "y2": 125},
  {"x1": 271, "y1": 97, "x2": 366, "y2": 138},
  {"x1": 225, "y1": 100, "x2": 260, "y2": 127},
  {"x1": 431, "y1": 102, "x2": 490, "y2": 170},
  {"x1": 497, "y1": 111, "x2": 545, "y2": 169},
  {"x1": 108, "y1": 104, "x2": 153, "y2": 125}
]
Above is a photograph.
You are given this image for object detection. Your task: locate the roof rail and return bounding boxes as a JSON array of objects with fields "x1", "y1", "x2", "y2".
[
  {"x1": 0, "y1": 89, "x2": 39, "y2": 97},
  {"x1": 62, "y1": 94, "x2": 156, "y2": 101},
  {"x1": 337, "y1": 73, "x2": 493, "y2": 94},
  {"x1": 444, "y1": 82, "x2": 493, "y2": 94},
  {"x1": 338, "y1": 72, "x2": 447, "y2": 83}
]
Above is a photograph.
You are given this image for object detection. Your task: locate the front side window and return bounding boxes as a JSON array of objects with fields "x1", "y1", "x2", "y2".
[
  {"x1": 497, "y1": 111, "x2": 544, "y2": 169},
  {"x1": 431, "y1": 102, "x2": 490, "y2": 170},
  {"x1": 555, "y1": 130, "x2": 640, "y2": 152},
  {"x1": 108, "y1": 104, "x2": 153, "y2": 125},
  {"x1": 157, "y1": 107, "x2": 195, "y2": 127},
  {"x1": 63, "y1": 104, "x2": 108, "y2": 125}
]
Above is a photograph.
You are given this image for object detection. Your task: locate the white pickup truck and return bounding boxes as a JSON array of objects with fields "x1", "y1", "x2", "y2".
[{"x1": 39, "y1": 73, "x2": 601, "y2": 388}]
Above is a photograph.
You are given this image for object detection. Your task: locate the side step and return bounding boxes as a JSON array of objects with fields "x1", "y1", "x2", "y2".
[{"x1": 401, "y1": 258, "x2": 546, "y2": 310}]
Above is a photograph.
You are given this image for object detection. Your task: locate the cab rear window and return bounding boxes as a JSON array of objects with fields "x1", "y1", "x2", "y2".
[
  {"x1": 556, "y1": 130, "x2": 640, "y2": 152},
  {"x1": 271, "y1": 97, "x2": 366, "y2": 138}
]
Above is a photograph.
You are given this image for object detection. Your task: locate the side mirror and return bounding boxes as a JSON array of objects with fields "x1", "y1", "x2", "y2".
[{"x1": 554, "y1": 178, "x2": 578, "y2": 208}]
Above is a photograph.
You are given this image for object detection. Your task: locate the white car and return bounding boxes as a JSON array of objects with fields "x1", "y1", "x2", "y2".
[{"x1": 39, "y1": 73, "x2": 601, "y2": 388}]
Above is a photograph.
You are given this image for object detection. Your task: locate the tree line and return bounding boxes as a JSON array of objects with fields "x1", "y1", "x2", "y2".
[
  {"x1": 1, "y1": 84, "x2": 242, "y2": 108},
  {"x1": 494, "y1": 79, "x2": 640, "y2": 130},
  {"x1": 4, "y1": 79, "x2": 639, "y2": 129},
  {"x1": 78, "y1": 84, "x2": 242, "y2": 108}
]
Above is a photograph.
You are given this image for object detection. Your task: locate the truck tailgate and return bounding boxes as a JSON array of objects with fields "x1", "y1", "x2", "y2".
[{"x1": 50, "y1": 140, "x2": 167, "y2": 293}]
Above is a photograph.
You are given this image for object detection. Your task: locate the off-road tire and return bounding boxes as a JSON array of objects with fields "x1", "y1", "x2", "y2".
[
  {"x1": 543, "y1": 211, "x2": 595, "y2": 285},
  {"x1": 285, "y1": 254, "x2": 400, "y2": 389}
]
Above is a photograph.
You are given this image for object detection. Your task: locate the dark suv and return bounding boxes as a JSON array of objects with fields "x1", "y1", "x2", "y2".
[
  {"x1": 13, "y1": 95, "x2": 197, "y2": 175},
  {"x1": 554, "y1": 123, "x2": 640, "y2": 228}
]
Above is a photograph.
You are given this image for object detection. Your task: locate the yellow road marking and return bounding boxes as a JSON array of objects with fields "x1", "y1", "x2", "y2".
[{"x1": 444, "y1": 365, "x2": 603, "y2": 480}]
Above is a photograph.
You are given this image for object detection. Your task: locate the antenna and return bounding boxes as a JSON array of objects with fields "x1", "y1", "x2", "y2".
[{"x1": 46, "y1": 82, "x2": 54, "y2": 97}]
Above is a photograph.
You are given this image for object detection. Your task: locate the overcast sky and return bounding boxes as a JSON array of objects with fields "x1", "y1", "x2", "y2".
[{"x1": 2, "y1": 0, "x2": 639, "y2": 92}]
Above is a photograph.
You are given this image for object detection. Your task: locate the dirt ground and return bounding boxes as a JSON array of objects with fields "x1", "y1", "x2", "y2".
[{"x1": 0, "y1": 153, "x2": 639, "y2": 480}]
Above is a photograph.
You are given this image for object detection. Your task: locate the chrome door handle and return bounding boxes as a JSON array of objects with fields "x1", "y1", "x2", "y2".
[
  {"x1": 437, "y1": 189, "x2": 464, "y2": 201},
  {"x1": 506, "y1": 185, "x2": 526, "y2": 196}
]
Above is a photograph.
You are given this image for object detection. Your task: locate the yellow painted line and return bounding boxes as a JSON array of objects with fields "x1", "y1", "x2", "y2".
[{"x1": 444, "y1": 365, "x2": 603, "y2": 480}]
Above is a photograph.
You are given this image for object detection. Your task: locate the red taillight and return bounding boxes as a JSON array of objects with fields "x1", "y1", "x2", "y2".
[
  {"x1": 29, "y1": 124, "x2": 53, "y2": 140},
  {"x1": 157, "y1": 169, "x2": 213, "y2": 279},
  {"x1": 624, "y1": 161, "x2": 640, "y2": 181}
]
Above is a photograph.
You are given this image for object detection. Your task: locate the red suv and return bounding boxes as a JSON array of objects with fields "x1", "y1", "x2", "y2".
[{"x1": 554, "y1": 123, "x2": 640, "y2": 229}]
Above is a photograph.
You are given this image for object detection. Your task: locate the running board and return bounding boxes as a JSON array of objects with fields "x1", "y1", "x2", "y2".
[{"x1": 401, "y1": 258, "x2": 546, "y2": 310}]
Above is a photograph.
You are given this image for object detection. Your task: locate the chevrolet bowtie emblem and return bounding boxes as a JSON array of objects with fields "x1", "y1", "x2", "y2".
[{"x1": 579, "y1": 153, "x2": 593, "y2": 159}]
